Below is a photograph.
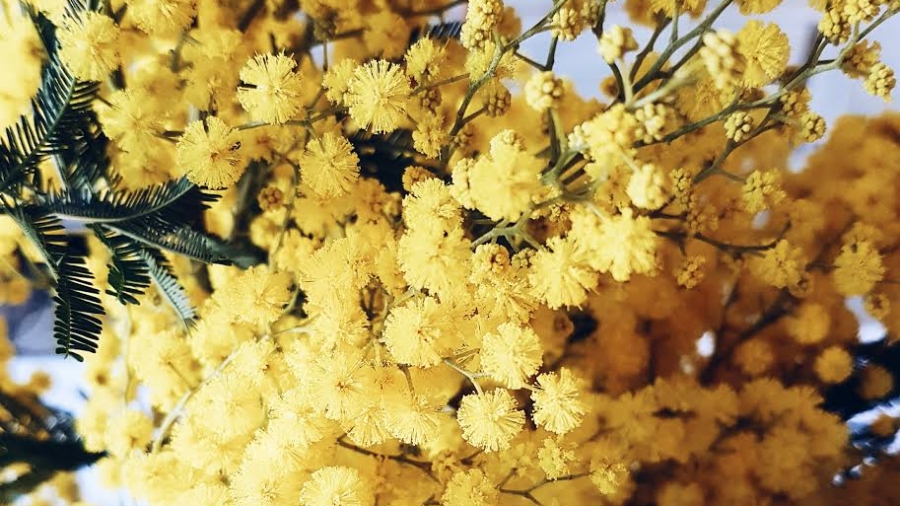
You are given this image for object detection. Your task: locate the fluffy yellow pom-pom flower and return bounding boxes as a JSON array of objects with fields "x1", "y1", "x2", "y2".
[
  {"x1": 0, "y1": 14, "x2": 45, "y2": 128},
  {"x1": 833, "y1": 239, "x2": 885, "y2": 296},
  {"x1": 345, "y1": 60, "x2": 410, "y2": 133},
  {"x1": 381, "y1": 296, "x2": 461, "y2": 368},
  {"x1": 736, "y1": 21, "x2": 790, "y2": 88},
  {"x1": 238, "y1": 53, "x2": 307, "y2": 124},
  {"x1": 297, "y1": 133, "x2": 360, "y2": 198},
  {"x1": 176, "y1": 116, "x2": 246, "y2": 189},
  {"x1": 750, "y1": 239, "x2": 806, "y2": 289},
  {"x1": 736, "y1": 0, "x2": 782, "y2": 13},
  {"x1": 528, "y1": 236, "x2": 598, "y2": 309},
  {"x1": 104, "y1": 410, "x2": 153, "y2": 458},
  {"x1": 299, "y1": 466, "x2": 374, "y2": 506},
  {"x1": 128, "y1": 0, "x2": 196, "y2": 35},
  {"x1": 573, "y1": 207, "x2": 659, "y2": 282},
  {"x1": 480, "y1": 322, "x2": 543, "y2": 389},
  {"x1": 441, "y1": 469, "x2": 499, "y2": 506},
  {"x1": 468, "y1": 132, "x2": 545, "y2": 222},
  {"x1": 58, "y1": 11, "x2": 120, "y2": 82},
  {"x1": 531, "y1": 368, "x2": 587, "y2": 435},
  {"x1": 814, "y1": 346, "x2": 853, "y2": 384},
  {"x1": 457, "y1": 389, "x2": 525, "y2": 452}
]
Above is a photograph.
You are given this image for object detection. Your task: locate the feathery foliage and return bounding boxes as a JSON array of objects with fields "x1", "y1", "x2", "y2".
[
  {"x1": 0, "y1": 4, "x2": 105, "y2": 194},
  {"x1": 0, "y1": 1, "x2": 253, "y2": 359}
]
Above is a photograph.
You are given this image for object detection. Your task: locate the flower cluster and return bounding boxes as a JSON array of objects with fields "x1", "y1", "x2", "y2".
[{"x1": 2, "y1": 0, "x2": 900, "y2": 505}]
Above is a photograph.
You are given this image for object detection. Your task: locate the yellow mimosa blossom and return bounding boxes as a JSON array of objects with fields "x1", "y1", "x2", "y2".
[
  {"x1": 381, "y1": 296, "x2": 461, "y2": 367},
  {"x1": 345, "y1": 60, "x2": 410, "y2": 133},
  {"x1": 598, "y1": 25, "x2": 638, "y2": 63},
  {"x1": 537, "y1": 437, "x2": 577, "y2": 479},
  {"x1": 785, "y1": 303, "x2": 830, "y2": 344},
  {"x1": 525, "y1": 71, "x2": 565, "y2": 112},
  {"x1": 735, "y1": 339, "x2": 774, "y2": 376},
  {"x1": 104, "y1": 410, "x2": 154, "y2": 457},
  {"x1": 398, "y1": 225, "x2": 471, "y2": 297},
  {"x1": 128, "y1": 0, "x2": 197, "y2": 35},
  {"x1": 675, "y1": 254, "x2": 706, "y2": 289},
  {"x1": 467, "y1": 132, "x2": 545, "y2": 222},
  {"x1": 381, "y1": 393, "x2": 444, "y2": 446},
  {"x1": 741, "y1": 169, "x2": 786, "y2": 213},
  {"x1": 736, "y1": 0, "x2": 782, "y2": 13},
  {"x1": 405, "y1": 38, "x2": 446, "y2": 85},
  {"x1": 322, "y1": 58, "x2": 357, "y2": 105},
  {"x1": 626, "y1": 163, "x2": 671, "y2": 210},
  {"x1": 58, "y1": 11, "x2": 120, "y2": 81},
  {"x1": 528, "y1": 236, "x2": 598, "y2": 308},
  {"x1": 750, "y1": 240, "x2": 806, "y2": 289},
  {"x1": 590, "y1": 459, "x2": 630, "y2": 497},
  {"x1": 460, "y1": 0, "x2": 504, "y2": 50},
  {"x1": 299, "y1": 466, "x2": 374, "y2": 506},
  {"x1": 16, "y1": 1, "x2": 900, "y2": 505},
  {"x1": 96, "y1": 89, "x2": 162, "y2": 154},
  {"x1": 572, "y1": 207, "x2": 658, "y2": 282},
  {"x1": 457, "y1": 389, "x2": 525, "y2": 452},
  {"x1": 842, "y1": 41, "x2": 881, "y2": 79},
  {"x1": 176, "y1": 116, "x2": 246, "y2": 189},
  {"x1": 833, "y1": 239, "x2": 885, "y2": 296},
  {"x1": 736, "y1": 21, "x2": 790, "y2": 88},
  {"x1": 238, "y1": 53, "x2": 307, "y2": 124},
  {"x1": 297, "y1": 133, "x2": 360, "y2": 198},
  {"x1": 531, "y1": 368, "x2": 587, "y2": 435},
  {"x1": 441, "y1": 469, "x2": 499, "y2": 506},
  {"x1": 699, "y1": 30, "x2": 744, "y2": 89},
  {"x1": 480, "y1": 322, "x2": 543, "y2": 388},
  {"x1": 859, "y1": 365, "x2": 894, "y2": 400},
  {"x1": 0, "y1": 14, "x2": 45, "y2": 128},
  {"x1": 864, "y1": 63, "x2": 897, "y2": 101}
]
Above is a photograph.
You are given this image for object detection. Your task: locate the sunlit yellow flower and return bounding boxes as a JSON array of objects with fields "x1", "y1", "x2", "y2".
[
  {"x1": 297, "y1": 133, "x2": 360, "y2": 198},
  {"x1": 345, "y1": 60, "x2": 410, "y2": 133},
  {"x1": 299, "y1": 466, "x2": 374, "y2": 506},
  {"x1": 58, "y1": 11, "x2": 120, "y2": 81},
  {"x1": 457, "y1": 389, "x2": 524, "y2": 452},
  {"x1": 238, "y1": 52, "x2": 306, "y2": 124},
  {"x1": 531, "y1": 368, "x2": 587, "y2": 435},
  {"x1": 176, "y1": 116, "x2": 246, "y2": 189}
]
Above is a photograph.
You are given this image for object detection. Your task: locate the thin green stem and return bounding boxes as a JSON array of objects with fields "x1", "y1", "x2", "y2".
[
  {"x1": 545, "y1": 36, "x2": 559, "y2": 70},
  {"x1": 631, "y1": 16, "x2": 670, "y2": 80},
  {"x1": 336, "y1": 437, "x2": 438, "y2": 481},
  {"x1": 412, "y1": 73, "x2": 469, "y2": 95},
  {"x1": 515, "y1": 50, "x2": 547, "y2": 70},
  {"x1": 447, "y1": 0, "x2": 568, "y2": 144},
  {"x1": 443, "y1": 359, "x2": 484, "y2": 395},
  {"x1": 632, "y1": 0, "x2": 734, "y2": 92}
]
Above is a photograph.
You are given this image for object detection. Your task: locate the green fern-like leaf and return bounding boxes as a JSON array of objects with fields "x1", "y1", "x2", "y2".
[
  {"x1": 0, "y1": 8, "x2": 107, "y2": 193},
  {"x1": 4, "y1": 203, "x2": 104, "y2": 360},
  {"x1": 110, "y1": 223, "x2": 237, "y2": 265},
  {"x1": 4, "y1": 203, "x2": 67, "y2": 282},
  {"x1": 89, "y1": 225, "x2": 151, "y2": 305},
  {"x1": 41, "y1": 177, "x2": 217, "y2": 225},
  {"x1": 52, "y1": 256, "x2": 104, "y2": 361},
  {"x1": 0, "y1": 1, "x2": 256, "y2": 360},
  {"x1": 138, "y1": 247, "x2": 196, "y2": 324}
]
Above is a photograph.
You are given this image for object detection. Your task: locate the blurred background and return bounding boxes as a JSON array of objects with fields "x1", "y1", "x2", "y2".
[{"x1": 5, "y1": 1, "x2": 899, "y2": 504}]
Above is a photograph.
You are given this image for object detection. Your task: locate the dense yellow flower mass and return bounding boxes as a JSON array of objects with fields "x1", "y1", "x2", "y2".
[{"x1": 5, "y1": 0, "x2": 900, "y2": 505}]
